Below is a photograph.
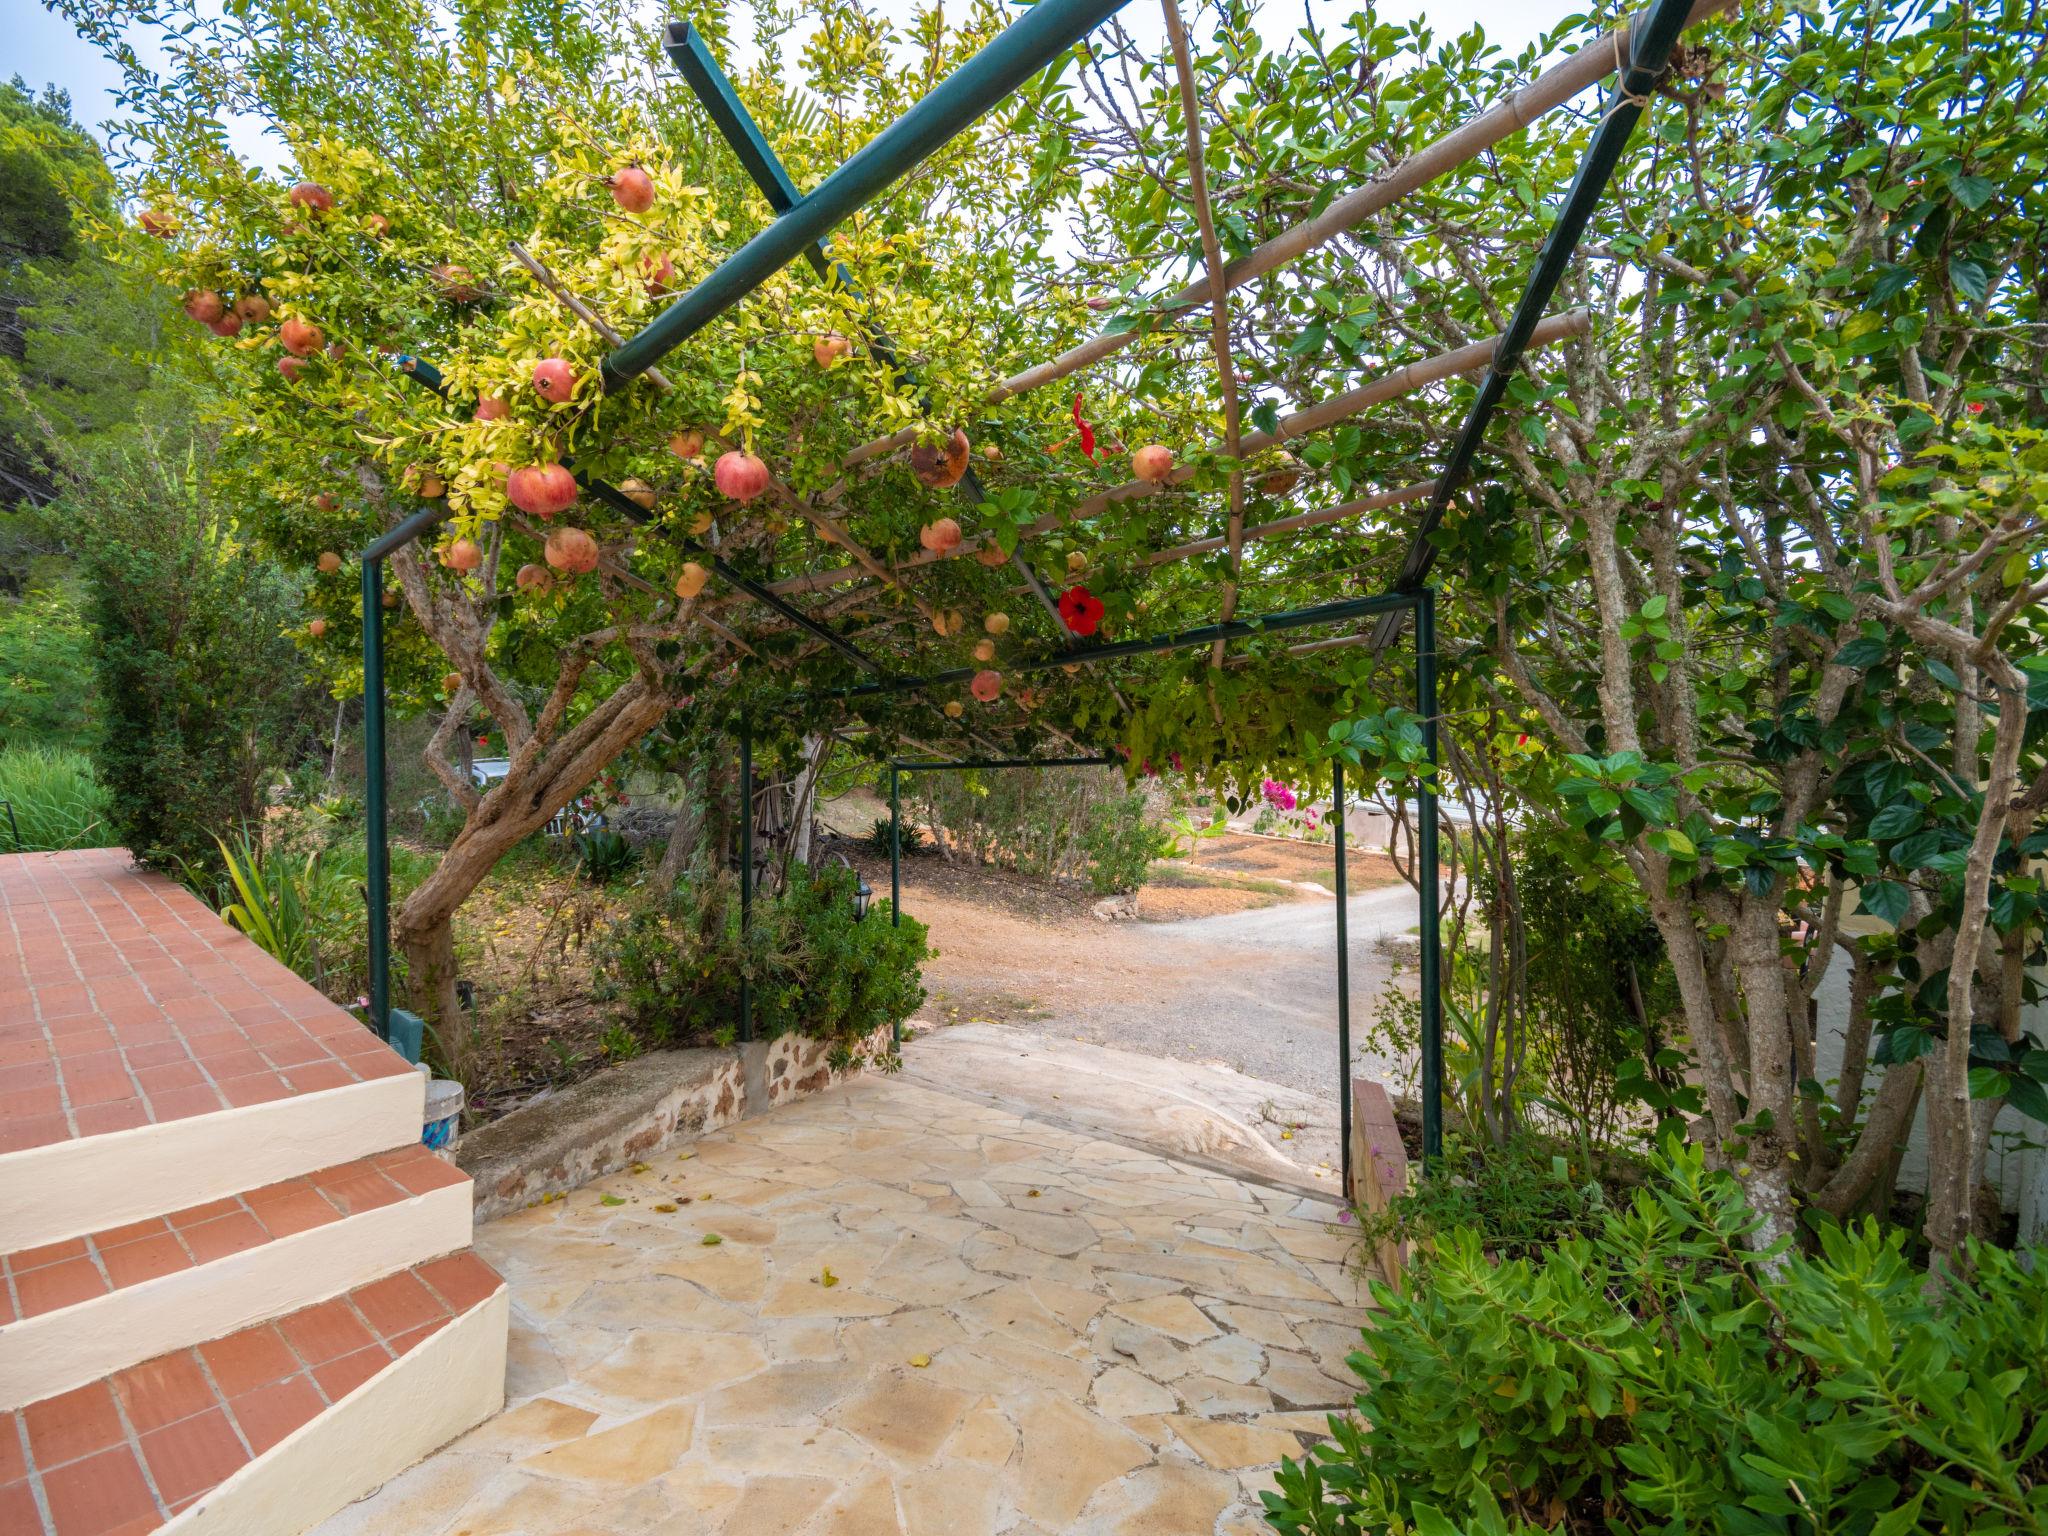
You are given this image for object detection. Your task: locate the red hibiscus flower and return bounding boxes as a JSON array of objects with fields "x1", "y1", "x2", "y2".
[
  {"x1": 1071, "y1": 393, "x2": 1097, "y2": 460},
  {"x1": 1058, "y1": 585, "x2": 1105, "y2": 637}
]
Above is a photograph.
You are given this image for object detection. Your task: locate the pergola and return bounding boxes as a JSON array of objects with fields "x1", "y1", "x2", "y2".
[{"x1": 356, "y1": 0, "x2": 1720, "y2": 1175}]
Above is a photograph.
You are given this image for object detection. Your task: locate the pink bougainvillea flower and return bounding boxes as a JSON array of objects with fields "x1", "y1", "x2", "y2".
[
  {"x1": 1168, "y1": 751, "x2": 1183, "y2": 773},
  {"x1": 1261, "y1": 778, "x2": 1298, "y2": 812},
  {"x1": 970, "y1": 669, "x2": 1003, "y2": 703},
  {"x1": 1058, "y1": 584, "x2": 1105, "y2": 637}
]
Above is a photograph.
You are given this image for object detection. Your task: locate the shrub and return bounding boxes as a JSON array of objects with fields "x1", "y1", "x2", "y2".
[
  {"x1": 1264, "y1": 1146, "x2": 2048, "y2": 1536},
  {"x1": 594, "y1": 862, "x2": 928, "y2": 1051},
  {"x1": 0, "y1": 744, "x2": 112, "y2": 851},
  {"x1": 864, "y1": 815, "x2": 924, "y2": 855},
  {"x1": 1081, "y1": 788, "x2": 1169, "y2": 894},
  {"x1": 571, "y1": 827, "x2": 637, "y2": 884},
  {"x1": 1360, "y1": 1132, "x2": 1612, "y2": 1263}
]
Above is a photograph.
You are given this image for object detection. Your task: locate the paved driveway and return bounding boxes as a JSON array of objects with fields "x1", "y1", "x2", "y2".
[{"x1": 315, "y1": 1075, "x2": 1371, "y2": 1535}]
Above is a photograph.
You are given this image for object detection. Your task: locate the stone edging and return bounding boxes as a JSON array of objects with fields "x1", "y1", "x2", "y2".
[{"x1": 457, "y1": 1026, "x2": 896, "y2": 1222}]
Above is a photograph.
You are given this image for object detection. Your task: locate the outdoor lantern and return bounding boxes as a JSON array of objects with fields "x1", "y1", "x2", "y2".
[{"x1": 853, "y1": 872, "x2": 873, "y2": 921}]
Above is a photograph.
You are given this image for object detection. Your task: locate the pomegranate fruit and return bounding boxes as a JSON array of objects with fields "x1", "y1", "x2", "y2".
[
  {"x1": 982, "y1": 443, "x2": 1002, "y2": 462},
  {"x1": 277, "y1": 356, "x2": 307, "y2": 381},
  {"x1": 316, "y1": 551, "x2": 342, "y2": 574},
  {"x1": 930, "y1": 608, "x2": 964, "y2": 638},
  {"x1": 442, "y1": 671, "x2": 462, "y2": 694},
  {"x1": 288, "y1": 181, "x2": 334, "y2": 212},
  {"x1": 431, "y1": 263, "x2": 483, "y2": 302},
  {"x1": 140, "y1": 209, "x2": 177, "y2": 238},
  {"x1": 233, "y1": 293, "x2": 270, "y2": 324},
  {"x1": 975, "y1": 546, "x2": 1009, "y2": 568},
  {"x1": 531, "y1": 357, "x2": 575, "y2": 403},
  {"x1": 713, "y1": 451, "x2": 769, "y2": 503},
  {"x1": 944, "y1": 700, "x2": 964, "y2": 719},
  {"x1": 207, "y1": 314, "x2": 243, "y2": 338},
  {"x1": 183, "y1": 290, "x2": 224, "y2": 324},
  {"x1": 919, "y1": 517, "x2": 962, "y2": 554},
  {"x1": 641, "y1": 253, "x2": 676, "y2": 296},
  {"x1": 474, "y1": 396, "x2": 509, "y2": 422},
  {"x1": 970, "y1": 669, "x2": 1003, "y2": 703},
  {"x1": 668, "y1": 428, "x2": 705, "y2": 461},
  {"x1": 674, "y1": 561, "x2": 710, "y2": 599},
  {"x1": 279, "y1": 316, "x2": 323, "y2": 357},
  {"x1": 973, "y1": 639, "x2": 996, "y2": 662},
  {"x1": 314, "y1": 493, "x2": 338, "y2": 512},
  {"x1": 620, "y1": 477, "x2": 657, "y2": 510},
  {"x1": 443, "y1": 538, "x2": 482, "y2": 572},
  {"x1": 910, "y1": 428, "x2": 971, "y2": 489},
  {"x1": 365, "y1": 213, "x2": 391, "y2": 238},
  {"x1": 544, "y1": 526, "x2": 600, "y2": 575},
  {"x1": 984, "y1": 611, "x2": 1010, "y2": 636},
  {"x1": 506, "y1": 463, "x2": 578, "y2": 519},
  {"x1": 306, "y1": 618, "x2": 327, "y2": 638},
  {"x1": 813, "y1": 333, "x2": 851, "y2": 368},
  {"x1": 1131, "y1": 443, "x2": 1175, "y2": 483},
  {"x1": 1260, "y1": 454, "x2": 1300, "y2": 495},
  {"x1": 609, "y1": 164, "x2": 655, "y2": 214},
  {"x1": 515, "y1": 563, "x2": 552, "y2": 594}
]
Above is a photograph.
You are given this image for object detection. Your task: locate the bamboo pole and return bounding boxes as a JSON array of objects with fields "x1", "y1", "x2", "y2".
[
  {"x1": 1142, "y1": 479, "x2": 1439, "y2": 566},
  {"x1": 772, "y1": 311, "x2": 1587, "y2": 597},
  {"x1": 1158, "y1": 0, "x2": 1249, "y2": 685},
  {"x1": 837, "y1": 0, "x2": 1729, "y2": 474}
]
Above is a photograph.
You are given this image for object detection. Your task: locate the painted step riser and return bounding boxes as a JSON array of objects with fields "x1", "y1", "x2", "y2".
[
  {"x1": 0, "y1": 1181, "x2": 473, "y2": 1411},
  {"x1": 0, "y1": 1075, "x2": 424, "y2": 1252},
  {"x1": 166, "y1": 1287, "x2": 508, "y2": 1536}
]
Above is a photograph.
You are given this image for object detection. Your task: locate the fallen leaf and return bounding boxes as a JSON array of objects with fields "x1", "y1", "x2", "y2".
[
  {"x1": 654, "y1": 1203, "x2": 678, "y2": 1214},
  {"x1": 677, "y1": 1152, "x2": 695, "y2": 1161},
  {"x1": 909, "y1": 1354, "x2": 931, "y2": 1368},
  {"x1": 819, "y1": 1267, "x2": 839, "y2": 1289},
  {"x1": 600, "y1": 1194, "x2": 627, "y2": 1206},
  {"x1": 1027, "y1": 1189, "x2": 1041, "y2": 1198},
  {"x1": 701, "y1": 1233, "x2": 723, "y2": 1246},
  {"x1": 629, "y1": 1161, "x2": 651, "y2": 1174}
]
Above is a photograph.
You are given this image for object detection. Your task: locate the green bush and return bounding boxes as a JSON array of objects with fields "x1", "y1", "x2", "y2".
[
  {"x1": 595, "y1": 862, "x2": 928, "y2": 1051},
  {"x1": 1264, "y1": 1146, "x2": 2048, "y2": 1536},
  {"x1": 1361, "y1": 1132, "x2": 1612, "y2": 1263},
  {"x1": 571, "y1": 828, "x2": 637, "y2": 884},
  {"x1": 0, "y1": 583, "x2": 99, "y2": 751},
  {"x1": 1081, "y1": 788, "x2": 1169, "y2": 895},
  {"x1": 0, "y1": 744, "x2": 113, "y2": 851}
]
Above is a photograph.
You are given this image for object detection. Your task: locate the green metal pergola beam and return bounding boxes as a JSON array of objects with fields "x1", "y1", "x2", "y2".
[{"x1": 604, "y1": 0, "x2": 1131, "y2": 390}]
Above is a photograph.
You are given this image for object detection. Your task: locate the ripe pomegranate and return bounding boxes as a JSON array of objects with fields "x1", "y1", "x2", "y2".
[
  {"x1": 277, "y1": 356, "x2": 308, "y2": 381},
  {"x1": 442, "y1": 671, "x2": 462, "y2": 694},
  {"x1": 279, "y1": 316, "x2": 323, "y2": 357},
  {"x1": 326, "y1": 341, "x2": 345, "y2": 361},
  {"x1": 620, "y1": 477, "x2": 657, "y2": 510},
  {"x1": 982, "y1": 443, "x2": 1002, "y2": 462},
  {"x1": 364, "y1": 213, "x2": 390, "y2": 238},
  {"x1": 668, "y1": 429, "x2": 705, "y2": 461},
  {"x1": 316, "y1": 551, "x2": 342, "y2": 574},
  {"x1": 413, "y1": 472, "x2": 446, "y2": 499},
  {"x1": 975, "y1": 546, "x2": 1009, "y2": 568},
  {"x1": 609, "y1": 164, "x2": 655, "y2": 214},
  {"x1": 545, "y1": 526, "x2": 600, "y2": 574},
  {"x1": 515, "y1": 563, "x2": 552, "y2": 594},
  {"x1": 382, "y1": 590, "x2": 398, "y2": 609},
  {"x1": 1067, "y1": 550, "x2": 1088, "y2": 573},
  {"x1": 911, "y1": 428, "x2": 970, "y2": 489},
  {"x1": 919, "y1": 517, "x2": 962, "y2": 554},
  {"x1": 474, "y1": 396, "x2": 509, "y2": 422},
  {"x1": 431, "y1": 264, "x2": 483, "y2": 302},
  {"x1": 183, "y1": 290, "x2": 224, "y2": 323},
  {"x1": 944, "y1": 700, "x2": 964, "y2": 719},
  {"x1": 532, "y1": 357, "x2": 575, "y2": 403},
  {"x1": 970, "y1": 670, "x2": 1003, "y2": 703},
  {"x1": 233, "y1": 294, "x2": 270, "y2": 324},
  {"x1": 307, "y1": 618, "x2": 328, "y2": 638},
  {"x1": 641, "y1": 253, "x2": 676, "y2": 296},
  {"x1": 984, "y1": 612, "x2": 1010, "y2": 636},
  {"x1": 974, "y1": 639, "x2": 996, "y2": 662},
  {"x1": 713, "y1": 451, "x2": 769, "y2": 503},
  {"x1": 930, "y1": 608, "x2": 964, "y2": 638},
  {"x1": 813, "y1": 333, "x2": 851, "y2": 368},
  {"x1": 207, "y1": 314, "x2": 243, "y2": 338},
  {"x1": 443, "y1": 538, "x2": 483, "y2": 572},
  {"x1": 140, "y1": 209, "x2": 177, "y2": 238},
  {"x1": 674, "y1": 561, "x2": 710, "y2": 599},
  {"x1": 506, "y1": 463, "x2": 578, "y2": 519},
  {"x1": 1132, "y1": 444, "x2": 1175, "y2": 483},
  {"x1": 288, "y1": 181, "x2": 334, "y2": 212},
  {"x1": 314, "y1": 493, "x2": 338, "y2": 512}
]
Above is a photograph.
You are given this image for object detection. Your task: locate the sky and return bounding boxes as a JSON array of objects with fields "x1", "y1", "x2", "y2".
[{"x1": 15, "y1": 0, "x2": 1552, "y2": 172}]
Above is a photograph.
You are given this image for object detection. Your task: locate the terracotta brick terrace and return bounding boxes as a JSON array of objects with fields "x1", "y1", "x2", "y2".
[
  {"x1": 0, "y1": 849, "x2": 411, "y2": 1154},
  {"x1": 0, "y1": 1252, "x2": 503, "y2": 1535}
]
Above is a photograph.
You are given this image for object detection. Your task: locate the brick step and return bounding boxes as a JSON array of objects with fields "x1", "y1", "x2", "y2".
[
  {"x1": 2, "y1": 1252, "x2": 507, "y2": 1536},
  {"x1": 0, "y1": 1146, "x2": 473, "y2": 1412}
]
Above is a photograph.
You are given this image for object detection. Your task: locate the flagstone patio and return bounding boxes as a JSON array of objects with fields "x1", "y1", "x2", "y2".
[{"x1": 312, "y1": 1071, "x2": 1372, "y2": 1535}]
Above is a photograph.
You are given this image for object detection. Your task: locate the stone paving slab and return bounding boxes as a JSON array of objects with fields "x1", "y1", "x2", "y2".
[{"x1": 313, "y1": 1075, "x2": 1375, "y2": 1535}]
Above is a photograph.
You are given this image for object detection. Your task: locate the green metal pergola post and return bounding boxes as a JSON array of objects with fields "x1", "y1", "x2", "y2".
[
  {"x1": 1415, "y1": 587, "x2": 1443, "y2": 1162},
  {"x1": 889, "y1": 764, "x2": 902, "y2": 1049},
  {"x1": 739, "y1": 725, "x2": 754, "y2": 1045},
  {"x1": 362, "y1": 557, "x2": 390, "y2": 1040},
  {"x1": 1333, "y1": 760, "x2": 1352, "y2": 1194},
  {"x1": 605, "y1": 0, "x2": 1131, "y2": 389}
]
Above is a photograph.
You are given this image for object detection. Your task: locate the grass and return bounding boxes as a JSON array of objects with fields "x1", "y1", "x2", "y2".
[
  {"x1": 1141, "y1": 862, "x2": 1297, "y2": 899},
  {"x1": 0, "y1": 745, "x2": 114, "y2": 852}
]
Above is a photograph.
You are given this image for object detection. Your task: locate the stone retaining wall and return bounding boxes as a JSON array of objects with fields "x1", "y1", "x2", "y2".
[{"x1": 458, "y1": 1026, "x2": 896, "y2": 1222}]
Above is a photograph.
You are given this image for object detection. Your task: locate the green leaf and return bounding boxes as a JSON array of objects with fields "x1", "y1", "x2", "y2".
[
  {"x1": 1859, "y1": 880, "x2": 1910, "y2": 926},
  {"x1": 1946, "y1": 170, "x2": 1992, "y2": 210},
  {"x1": 1867, "y1": 804, "x2": 1921, "y2": 840},
  {"x1": 1948, "y1": 254, "x2": 1990, "y2": 304}
]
